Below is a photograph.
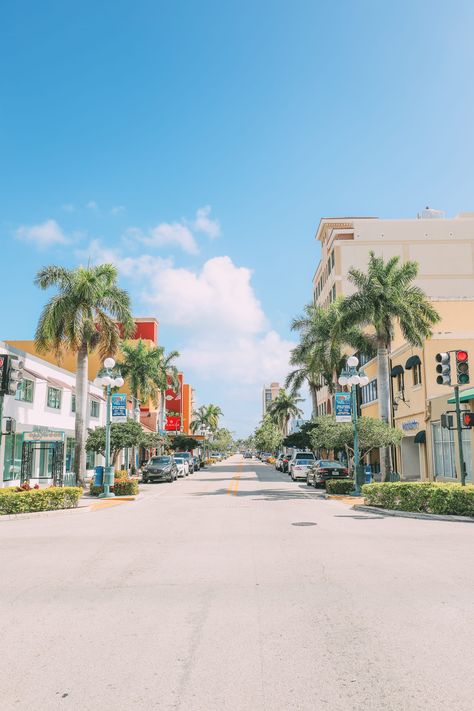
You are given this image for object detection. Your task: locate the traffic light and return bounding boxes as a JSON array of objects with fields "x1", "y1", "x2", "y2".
[
  {"x1": 462, "y1": 412, "x2": 474, "y2": 429},
  {"x1": 1, "y1": 355, "x2": 24, "y2": 396},
  {"x1": 436, "y1": 352, "x2": 451, "y2": 385},
  {"x1": 441, "y1": 413, "x2": 454, "y2": 429},
  {"x1": 455, "y1": 350, "x2": 470, "y2": 385}
]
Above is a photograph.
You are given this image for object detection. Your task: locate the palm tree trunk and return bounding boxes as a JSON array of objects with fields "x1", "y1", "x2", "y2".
[
  {"x1": 131, "y1": 389, "x2": 139, "y2": 474},
  {"x1": 377, "y1": 338, "x2": 393, "y2": 481},
  {"x1": 74, "y1": 344, "x2": 88, "y2": 488},
  {"x1": 309, "y1": 383, "x2": 318, "y2": 418}
]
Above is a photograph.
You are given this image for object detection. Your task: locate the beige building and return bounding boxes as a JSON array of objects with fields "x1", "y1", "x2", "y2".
[
  {"x1": 312, "y1": 211, "x2": 474, "y2": 482},
  {"x1": 262, "y1": 382, "x2": 283, "y2": 417}
]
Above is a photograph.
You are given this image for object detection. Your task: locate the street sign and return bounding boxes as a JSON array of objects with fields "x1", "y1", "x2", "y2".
[
  {"x1": 335, "y1": 392, "x2": 352, "y2": 422},
  {"x1": 111, "y1": 393, "x2": 127, "y2": 422},
  {"x1": 24, "y1": 430, "x2": 64, "y2": 442}
]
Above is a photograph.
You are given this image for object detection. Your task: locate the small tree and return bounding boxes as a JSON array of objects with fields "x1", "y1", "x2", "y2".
[
  {"x1": 254, "y1": 417, "x2": 283, "y2": 453},
  {"x1": 86, "y1": 420, "x2": 144, "y2": 467},
  {"x1": 169, "y1": 435, "x2": 200, "y2": 451},
  {"x1": 310, "y1": 415, "x2": 403, "y2": 465},
  {"x1": 282, "y1": 422, "x2": 316, "y2": 450}
]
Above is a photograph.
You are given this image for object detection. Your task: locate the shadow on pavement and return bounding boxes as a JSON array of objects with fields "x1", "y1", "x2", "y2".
[{"x1": 191, "y1": 487, "x2": 325, "y2": 502}]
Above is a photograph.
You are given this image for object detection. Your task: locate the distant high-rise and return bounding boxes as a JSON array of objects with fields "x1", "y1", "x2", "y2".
[{"x1": 262, "y1": 382, "x2": 283, "y2": 417}]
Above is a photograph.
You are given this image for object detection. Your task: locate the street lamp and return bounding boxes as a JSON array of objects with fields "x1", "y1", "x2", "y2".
[
  {"x1": 99, "y1": 357, "x2": 124, "y2": 498},
  {"x1": 338, "y1": 356, "x2": 369, "y2": 495}
]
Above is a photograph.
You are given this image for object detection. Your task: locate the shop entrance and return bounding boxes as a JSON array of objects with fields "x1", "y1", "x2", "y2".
[
  {"x1": 400, "y1": 436, "x2": 421, "y2": 481},
  {"x1": 20, "y1": 439, "x2": 65, "y2": 485}
]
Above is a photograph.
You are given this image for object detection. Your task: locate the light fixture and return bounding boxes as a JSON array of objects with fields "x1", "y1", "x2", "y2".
[
  {"x1": 104, "y1": 357, "x2": 116, "y2": 369},
  {"x1": 101, "y1": 375, "x2": 113, "y2": 386},
  {"x1": 359, "y1": 375, "x2": 369, "y2": 387},
  {"x1": 350, "y1": 375, "x2": 361, "y2": 386},
  {"x1": 347, "y1": 355, "x2": 359, "y2": 368},
  {"x1": 114, "y1": 376, "x2": 124, "y2": 388},
  {"x1": 338, "y1": 375, "x2": 349, "y2": 386}
]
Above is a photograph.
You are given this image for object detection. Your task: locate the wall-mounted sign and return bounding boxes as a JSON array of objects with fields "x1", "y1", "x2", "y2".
[
  {"x1": 24, "y1": 430, "x2": 65, "y2": 442},
  {"x1": 165, "y1": 416, "x2": 181, "y2": 432},
  {"x1": 402, "y1": 420, "x2": 420, "y2": 431},
  {"x1": 111, "y1": 393, "x2": 127, "y2": 422},
  {"x1": 335, "y1": 392, "x2": 352, "y2": 422}
]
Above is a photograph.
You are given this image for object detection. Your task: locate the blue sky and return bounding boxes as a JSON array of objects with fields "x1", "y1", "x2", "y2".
[{"x1": 1, "y1": 1, "x2": 474, "y2": 436}]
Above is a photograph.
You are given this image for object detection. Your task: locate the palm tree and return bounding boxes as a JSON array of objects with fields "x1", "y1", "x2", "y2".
[
  {"x1": 190, "y1": 405, "x2": 209, "y2": 435},
  {"x1": 204, "y1": 404, "x2": 223, "y2": 433},
  {"x1": 35, "y1": 264, "x2": 134, "y2": 486},
  {"x1": 289, "y1": 299, "x2": 374, "y2": 413},
  {"x1": 190, "y1": 404, "x2": 223, "y2": 435},
  {"x1": 267, "y1": 390, "x2": 304, "y2": 436},
  {"x1": 342, "y1": 251, "x2": 440, "y2": 479},
  {"x1": 155, "y1": 350, "x2": 180, "y2": 433}
]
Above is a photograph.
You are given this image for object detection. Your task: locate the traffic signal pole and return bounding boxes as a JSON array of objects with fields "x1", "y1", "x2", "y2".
[{"x1": 454, "y1": 385, "x2": 467, "y2": 486}]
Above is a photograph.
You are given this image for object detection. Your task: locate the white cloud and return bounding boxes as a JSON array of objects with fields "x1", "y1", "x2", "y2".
[
  {"x1": 61, "y1": 203, "x2": 76, "y2": 212},
  {"x1": 86, "y1": 200, "x2": 99, "y2": 211},
  {"x1": 192, "y1": 205, "x2": 221, "y2": 238},
  {"x1": 110, "y1": 205, "x2": 126, "y2": 216},
  {"x1": 129, "y1": 222, "x2": 199, "y2": 255},
  {"x1": 77, "y1": 239, "x2": 173, "y2": 276},
  {"x1": 16, "y1": 219, "x2": 69, "y2": 248},
  {"x1": 142, "y1": 256, "x2": 266, "y2": 333}
]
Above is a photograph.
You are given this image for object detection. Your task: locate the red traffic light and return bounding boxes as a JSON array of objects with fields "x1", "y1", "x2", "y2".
[
  {"x1": 463, "y1": 412, "x2": 474, "y2": 428},
  {"x1": 457, "y1": 350, "x2": 468, "y2": 362}
]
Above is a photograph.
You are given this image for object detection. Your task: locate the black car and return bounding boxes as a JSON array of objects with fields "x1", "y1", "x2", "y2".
[
  {"x1": 193, "y1": 455, "x2": 200, "y2": 471},
  {"x1": 142, "y1": 455, "x2": 178, "y2": 483},
  {"x1": 306, "y1": 460, "x2": 350, "y2": 488}
]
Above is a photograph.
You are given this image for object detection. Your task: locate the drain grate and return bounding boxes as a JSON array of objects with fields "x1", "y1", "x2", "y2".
[{"x1": 292, "y1": 521, "x2": 317, "y2": 527}]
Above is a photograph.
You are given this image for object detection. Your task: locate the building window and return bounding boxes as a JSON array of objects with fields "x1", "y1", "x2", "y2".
[
  {"x1": 47, "y1": 386, "x2": 61, "y2": 409},
  {"x1": 361, "y1": 379, "x2": 378, "y2": 405},
  {"x1": 3, "y1": 433, "x2": 23, "y2": 481},
  {"x1": 90, "y1": 400, "x2": 100, "y2": 418},
  {"x1": 396, "y1": 372, "x2": 404, "y2": 393},
  {"x1": 15, "y1": 378, "x2": 34, "y2": 403},
  {"x1": 413, "y1": 363, "x2": 422, "y2": 386},
  {"x1": 86, "y1": 448, "x2": 95, "y2": 470},
  {"x1": 66, "y1": 438, "x2": 75, "y2": 472},
  {"x1": 431, "y1": 421, "x2": 456, "y2": 478}
]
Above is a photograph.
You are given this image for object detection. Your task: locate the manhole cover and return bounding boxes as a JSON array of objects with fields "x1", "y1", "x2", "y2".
[{"x1": 291, "y1": 521, "x2": 317, "y2": 527}]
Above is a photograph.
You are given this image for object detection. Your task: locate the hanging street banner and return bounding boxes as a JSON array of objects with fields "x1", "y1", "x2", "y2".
[
  {"x1": 335, "y1": 392, "x2": 352, "y2": 423},
  {"x1": 111, "y1": 393, "x2": 127, "y2": 422}
]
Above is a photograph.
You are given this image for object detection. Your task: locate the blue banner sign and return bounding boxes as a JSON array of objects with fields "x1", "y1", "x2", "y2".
[
  {"x1": 335, "y1": 392, "x2": 352, "y2": 422},
  {"x1": 111, "y1": 393, "x2": 127, "y2": 422}
]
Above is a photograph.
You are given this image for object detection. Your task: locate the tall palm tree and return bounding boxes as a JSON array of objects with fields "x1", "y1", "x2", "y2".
[
  {"x1": 190, "y1": 405, "x2": 209, "y2": 434},
  {"x1": 267, "y1": 390, "x2": 304, "y2": 436},
  {"x1": 342, "y1": 251, "x2": 440, "y2": 479},
  {"x1": 191, "y1": 404, "x2": 223, "y2": 434},
  {"x1": 205, "y1": 404, "x2": 223, "y2": 433},
  {"x1": 35, "y1": 264, "x2": 134, "y2": 486},
  {"x1": 289, "y1": 299, "x2": 374, "y2": 413}
]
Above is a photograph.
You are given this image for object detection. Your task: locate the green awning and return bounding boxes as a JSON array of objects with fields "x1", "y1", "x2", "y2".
[
  {"x1": 414, "y1": 430, "x2": 426, "y2": 444},
  {"x1": 447, "y1": 387, "x2": 474, "y2": 403},
  {"x1": 405, "y1": 355, "x2": 421, "y2": 370},
  {"x1": 391, "y1": 364, "x2": 404, "y2": 377}
]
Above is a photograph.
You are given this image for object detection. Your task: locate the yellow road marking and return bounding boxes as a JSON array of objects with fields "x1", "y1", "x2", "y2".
[
  {"x1": 227, "y1": 462, "x2": 243, "y2": 496},
  {"x1": 90, "y1": 499, "x2": 130, "y2": 512}
]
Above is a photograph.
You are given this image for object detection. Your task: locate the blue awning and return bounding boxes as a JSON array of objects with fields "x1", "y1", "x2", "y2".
[
  {"x1": 405, "y1": 355, "x2": 421, "y2": 370},
  {"x1": 391, "y1": 364, "x2": 404, "y2": 377},
  {"x1": 414, "y1": 430, "x2": 426, "y2": 444}
]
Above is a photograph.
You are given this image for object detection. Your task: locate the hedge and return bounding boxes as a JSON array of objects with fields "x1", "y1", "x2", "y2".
[
  {"x1": 0, "y1": 487, "x2": 82, "y2": 515},
  {"x1": 90, "y1": 479, "x2": 139, "y2": 497},
  {"x1": 325, "y1": 479, "x2": 354, "y2": 495},
  {"x1": 361, "y1": 482, "x2": 474, "y2": 517}
]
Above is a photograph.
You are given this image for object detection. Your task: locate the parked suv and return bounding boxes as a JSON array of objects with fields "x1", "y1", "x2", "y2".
[
  {"x1": 174, "y1": 451, "x2": 195, "y2": 473},
  {"x1": 142, "y1": 455, "x2": 178, "y2": 483},
  {"x1": 288, "y1": 451, "x2": 315, "y2": 479}
]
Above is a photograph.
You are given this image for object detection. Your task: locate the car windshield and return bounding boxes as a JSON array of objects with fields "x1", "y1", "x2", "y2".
[
  {"x1": 174, "y1": 458, "x2": 184, "y2": 463},
  {"x1": 174, "y1": 452, "x2": 190, "y2": 458},
  {"x1": 295, "y1": 453, "x2": 314, "y2": 459},
  {"x1": 296, "y1": 460, "x2": 313, "y2": 465},
  {"x1": 319, "y1": 460, "x2": 344, "y2": 468},
  {"x1": 150, "y1": 457, "x2": 171, "y2": 465}
]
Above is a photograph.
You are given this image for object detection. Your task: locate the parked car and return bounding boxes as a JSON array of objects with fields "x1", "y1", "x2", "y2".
[
  {"x1": 142, "y1": 455, "x2": 178, "y2": 483},
  {"x1": 193, "y1": 455, "x2": 200, "y2": 472},
  {"x1": 174, "y1": 451, "x2": 195, "y2": 473},
  {"x1": 289, "y1": 455, "x2": 316, "y2": 481},
  {"x1": 306, "y1": 460, "x2": 350, "y2": 488},
  {"x1": 173, "y1": 456, "x2": 190, "y2": 477},
  {"x1": 288, "y1": 451, "x2": 315, "y2": 477},
  {"x1": 281, "y1": 454, "x2": 292, "y2": 473},
  {"x1": 243, "y1": 451, "x2": 253, "y2": 459},
  {"x1": 275, "y1": 454, "x2": 285, "y2": 470}
]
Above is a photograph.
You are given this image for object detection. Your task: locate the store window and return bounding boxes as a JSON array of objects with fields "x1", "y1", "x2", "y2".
[
  {"x1": 86, "y1": 449, "x2": 95, "y2": 470},
  {"x1": 361, "y1": 379, "x2": 378, "y2": 405},
  {"x1": 413, "y1": 363, "x2": 422, "y2": 386},
  {"x1": 15, "y1": 378, "x2": 34, "y2": 403},
  {"x1": 3, "y1": 434, "x2": 23, "y2": 481},
  {"x1": 431, "y1": 421, "x2": 456, "y2": 478},
  {"x1": 462, "y1": 428, "x2": 473, "y2": 481},
  {"x1": 47, "y1": 386, "x2": 61, "y2": 409},
  {"x1": 90, "y1": 400, "x2": 100, "y2": 418},
  {"x1": 66, "y1": 438, "x2": 75, "y2": 472}
]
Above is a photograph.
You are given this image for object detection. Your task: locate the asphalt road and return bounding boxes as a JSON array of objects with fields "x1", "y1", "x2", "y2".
[{"x1": 1, "y1": 455, "x2": 474, "y2": 711}]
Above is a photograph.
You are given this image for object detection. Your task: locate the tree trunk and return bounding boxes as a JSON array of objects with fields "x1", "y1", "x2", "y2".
[
  {"x1": 74, "y1": 344, "x2": 89, "y2": 488},
  {"x1": 309, "y1": 383, "x2": 318, "y2": 419},
  {"x1": 377, "y1": 338, "x2": 393, "y2": 481},
  {"x1": 131, "y1": 389, "x2": 139, "y2": 473}
]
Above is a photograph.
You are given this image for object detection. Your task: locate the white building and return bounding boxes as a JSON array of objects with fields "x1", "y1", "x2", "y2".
[
  {"x1": 0, "y1": 342, "x2": 106, "y2": 488},
  {"x1": 262, "y1": 382, "x2": 283, "y2": 417}
]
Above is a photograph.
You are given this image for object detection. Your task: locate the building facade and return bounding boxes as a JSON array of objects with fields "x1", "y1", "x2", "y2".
[
  {"x1": 0, "y1": 342, "x2": 106, "y2": 488},
  {"x1": 262, "y1": 382, "x2": 283, "y2": 417},
  {"x1": 312, "y1": 211, "x2": 474, "y2": 482}
]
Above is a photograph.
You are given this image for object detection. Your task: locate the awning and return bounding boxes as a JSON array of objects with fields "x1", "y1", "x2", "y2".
[
  {"x1": 391, "y1": 364, "x2": 404, "y2": 377},
  {"x1": 414, "y1": 430, "x2": 426, "y2": 444},
  {"x1": 405, "y1": 355, "x2": 421, "y2": 370},
  {"x1": 448, "y1": 387, "x2": 474, "y2": 404}
]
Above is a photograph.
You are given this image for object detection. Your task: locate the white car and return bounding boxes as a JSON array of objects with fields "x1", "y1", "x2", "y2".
[
  {"x1": 289, "y1": 453, "x2": 316, "y2": 481},
  {"x1": 173, "y1": 457, "x2": 190, "y2": 477}
]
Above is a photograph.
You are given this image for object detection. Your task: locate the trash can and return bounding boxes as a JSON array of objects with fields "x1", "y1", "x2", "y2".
[
  {"x1": 364, "y1": 465, "x2": 372, "y2": 484},
  {"x1": 355, "y1": 464, "x2": 366, "y2": 489},
  {"x1": 94, "y1": 466, "x2": 104, "y2": 486}
]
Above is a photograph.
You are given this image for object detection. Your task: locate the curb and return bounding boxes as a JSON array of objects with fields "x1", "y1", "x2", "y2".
[
  {"x1": 0, "y1": 505, "x2": 91, "y2": 522},
  {"x1": 353, "y1": 504, "x2": 474, "y2": 523}
]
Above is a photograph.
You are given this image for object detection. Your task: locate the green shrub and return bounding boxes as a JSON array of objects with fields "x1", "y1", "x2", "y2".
[
  {"x1": 361, "y1": 482, "x2": 474, "y2": 517},
  {"x1": 0, "y1": 487, "x2": 82, "y2": 515},
  {"x1": 326, "y1": 479, "x2": 354, "y2": 495},
  {"x1": 89, "y1": 479, "x2": 138, "y2": 497}
]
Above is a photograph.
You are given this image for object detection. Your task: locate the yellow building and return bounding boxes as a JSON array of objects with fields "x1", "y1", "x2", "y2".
[{"x1": 312, "y1": 212, "x2": 474, "y2": 482}]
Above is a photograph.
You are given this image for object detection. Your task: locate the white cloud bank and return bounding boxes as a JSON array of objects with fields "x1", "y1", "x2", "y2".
[{"x1": 16, "y1": 219, "x2": 69, "y2": 248}]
